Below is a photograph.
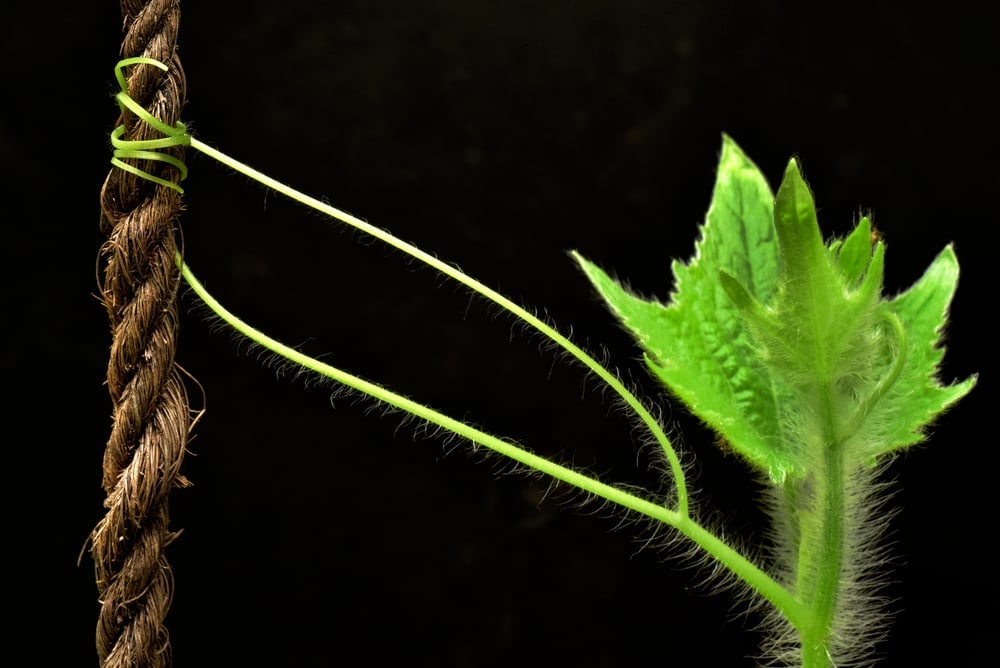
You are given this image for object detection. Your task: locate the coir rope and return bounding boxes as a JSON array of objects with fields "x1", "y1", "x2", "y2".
[{"x1": 91, "y1": 2, "x2": 195, "y2": 666}]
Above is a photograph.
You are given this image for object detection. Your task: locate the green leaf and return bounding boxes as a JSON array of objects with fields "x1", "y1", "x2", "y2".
[
  {"x1": 755, "y1": 160, "x2": 885, "y2": 395},
  {"x1": 575, "y1": 135, "x2": 797, "y2": 482},
  {"x1": 836, "y1": 217, "x2": 874, "y2": 286},
  {"x1": 575, "y1": 135, "x2": 975, "y2": 482},
  {"x1": 865, "y1": 245, "x2": 977, "y2": 457}
]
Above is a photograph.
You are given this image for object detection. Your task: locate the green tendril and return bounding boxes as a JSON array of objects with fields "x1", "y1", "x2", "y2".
[
  {"x1": 844, "y1": 310, "x2": 908, "y2": 444},
  {"x1": 110, "y1": 57, "x2": 190, "y2": 193}
]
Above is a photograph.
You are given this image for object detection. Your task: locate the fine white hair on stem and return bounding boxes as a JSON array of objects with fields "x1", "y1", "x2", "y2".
[{"x1": 753, "y1": 454, "x2": 901, "y2": 668}]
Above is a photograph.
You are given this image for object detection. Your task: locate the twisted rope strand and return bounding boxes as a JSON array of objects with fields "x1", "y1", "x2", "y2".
[{"x1": 92, "y1": 2, "x2": 193, "y2": 666}]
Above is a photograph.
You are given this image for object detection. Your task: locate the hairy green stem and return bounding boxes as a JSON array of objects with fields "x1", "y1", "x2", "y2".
[
  {"x1": 798, "y1": 445, "x2": 843, "y2": 668},
  {"x1": 794, "y1": 382, "x2": 848, "y2": 667}
]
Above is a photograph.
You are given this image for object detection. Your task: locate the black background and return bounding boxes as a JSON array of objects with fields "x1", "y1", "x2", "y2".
[{"x1": 3, "y1": 1, "x2": 993, "y2": 666}]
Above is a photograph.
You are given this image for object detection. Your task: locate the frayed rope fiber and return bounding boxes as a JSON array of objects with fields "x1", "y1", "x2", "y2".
[{"x1": 91, "y1": 2, "x2": 196, "y2": 666}]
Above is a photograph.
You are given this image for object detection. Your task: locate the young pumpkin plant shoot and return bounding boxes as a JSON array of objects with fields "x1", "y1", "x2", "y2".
[{"x1": 111, "y1": 58, "x2": 975, "y2": 667}]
